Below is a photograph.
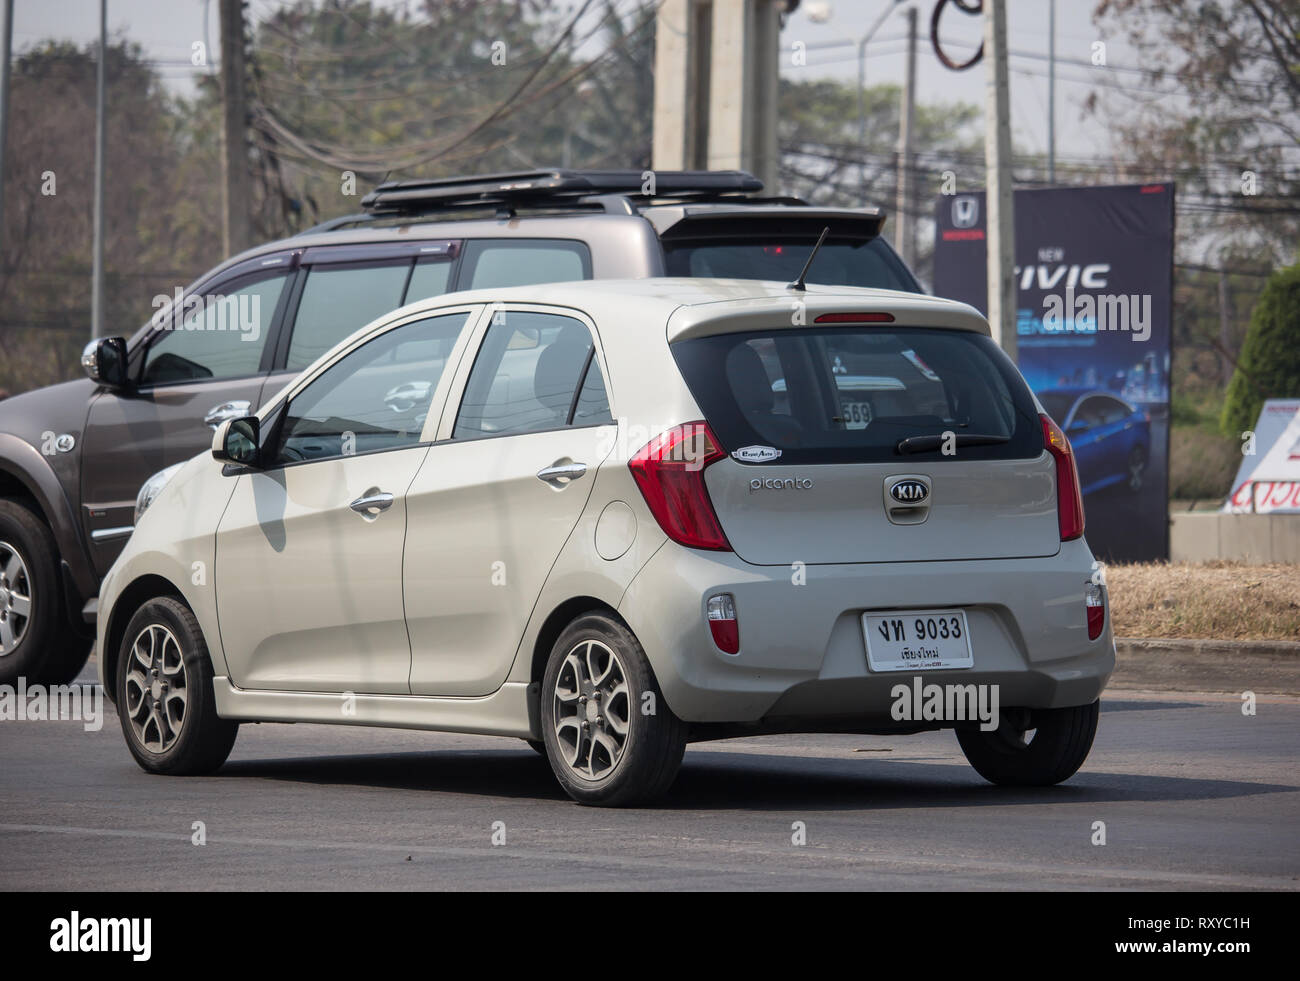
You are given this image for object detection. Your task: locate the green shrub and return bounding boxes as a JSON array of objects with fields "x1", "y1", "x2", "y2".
[{"x1": 1221, "y1": 262, "x2": 1300, "y2": 436}]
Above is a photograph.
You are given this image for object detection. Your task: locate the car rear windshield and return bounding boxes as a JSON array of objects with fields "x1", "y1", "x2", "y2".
[
  {"x1": 671, "y1": 326, "x2": 1043, "y2": 464},
  {"x1": 663, "y1": 238, "x2": 919, "y2": 292}
]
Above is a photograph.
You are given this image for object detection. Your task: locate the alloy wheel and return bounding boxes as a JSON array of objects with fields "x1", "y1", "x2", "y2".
[
  {"x1": 124, "y1": 623, "x2": 189, "y2": 753},
  {"x1": 552, "y1": 639, "x2": 632, "y2": 781},
  {"x1": 0, "y1": 541, "x2": 32, "y2": 655}
]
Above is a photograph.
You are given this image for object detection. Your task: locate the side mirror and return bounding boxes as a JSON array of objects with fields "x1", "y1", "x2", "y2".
[
  {"x1": 211, "y1": 416, "x2": 261, "y2": 469},
  {"x1": 81, "y1": 337, "x2": 129, "y2": 388}
]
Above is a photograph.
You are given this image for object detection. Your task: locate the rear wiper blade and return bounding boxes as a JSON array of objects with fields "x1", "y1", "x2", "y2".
[{"x1": 896, "y1": 433, "x2": 1011, "y2": 454}]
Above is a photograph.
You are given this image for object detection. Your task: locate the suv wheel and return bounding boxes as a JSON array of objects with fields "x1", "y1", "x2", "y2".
[
  {"x1": 0, "y1": 499, "x2": 91, "y2": 686},
  {"x1": 540, "y1": 614, "x2": 687, "y2": 806},
  {"x1": 115, "y1": 596, "x2": 238, "y2": 775},
  {"x1": 956, "y1": 701, "x2": 1099, "y2": 786}
]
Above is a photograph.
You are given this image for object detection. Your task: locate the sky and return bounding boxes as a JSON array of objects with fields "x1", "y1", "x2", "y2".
[{"x1": 8, "y1": 0, "x2": 1146, "y2": 165}]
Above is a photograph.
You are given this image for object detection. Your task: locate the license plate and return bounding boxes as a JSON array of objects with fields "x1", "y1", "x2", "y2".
[{"x1": 862, "y1": 609, "x2": 973, "y2": 672}]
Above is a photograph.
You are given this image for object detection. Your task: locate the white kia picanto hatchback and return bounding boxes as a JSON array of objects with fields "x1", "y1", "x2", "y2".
[{"x1": 98, "y1": 278, "x2": 1114, "y2": 806}]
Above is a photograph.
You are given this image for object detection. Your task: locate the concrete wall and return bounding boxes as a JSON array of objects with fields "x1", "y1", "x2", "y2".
[{"x1": 1170, "y1": 512, "x2": 1300, "y2": 563}]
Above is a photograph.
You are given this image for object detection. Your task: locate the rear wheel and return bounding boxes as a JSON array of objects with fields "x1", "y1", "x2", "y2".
[
  {"x1": 0, "y1": 499, "x2": 91, "y2": 686},
  {"x1": 540, "y1": 614, "x2": 687, "y2": 806},
  {"x1": 956, "y1": 701, "x2": 1099, "y2": 786},
  {"x1": 115, "y1": 596, "x2": 238, "y2": 775}
]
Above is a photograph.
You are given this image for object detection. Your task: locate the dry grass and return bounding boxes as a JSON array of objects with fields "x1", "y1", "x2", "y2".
[{"x1": 1105, "y1": 561, "x2": 1300, "y2": 641}]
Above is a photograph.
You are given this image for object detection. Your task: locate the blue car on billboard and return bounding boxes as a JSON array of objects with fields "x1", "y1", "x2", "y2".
[{"x1": 1037, "y1": 388, "x2": 1151, "y2": 495}]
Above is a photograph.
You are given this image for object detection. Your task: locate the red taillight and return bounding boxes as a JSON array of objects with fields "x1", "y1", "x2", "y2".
[
  {"x1": 1041, "y1": 414, "x2": 1085, "y2": 541},
  {"x1": 628, "y1": 422, "x2": 731, "y2": 550},
  {"x1": 814, "y1": 312, "x2": 895, "y2": 323},
  {"x1": 707, "y1": 593, "x2": 739, "y2": 654},
  {"x1": 1086, "y1": 581, "x2": 1105, "y2": 640}
]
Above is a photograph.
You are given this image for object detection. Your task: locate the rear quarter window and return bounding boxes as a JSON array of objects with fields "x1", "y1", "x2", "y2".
[{"x1": 671, "y1": 327, "x2": 1042, "y2": 464}]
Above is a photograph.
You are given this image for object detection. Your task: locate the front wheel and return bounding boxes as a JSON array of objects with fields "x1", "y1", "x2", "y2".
[
  {"x1": 540, "y1": 614, "x2": 687, "y2": 806},
  {"x1": 956, "y1": 701, "x2": 1099, "y2": 786},
  {"x1": 115, "y1": 596, "x2": 238, "y2": 775},
  {"x1": 0, "y1": 498, "x2": 91, "y2": 686}
]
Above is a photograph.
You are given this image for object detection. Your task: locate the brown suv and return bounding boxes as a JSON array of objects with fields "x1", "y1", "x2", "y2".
[{"x1": 0, "y1": 169, "x2": 920, "y2": 685}]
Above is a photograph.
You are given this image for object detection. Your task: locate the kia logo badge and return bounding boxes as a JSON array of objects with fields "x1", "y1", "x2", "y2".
[
  {"x1": 889, "y1": 479, "x2": 930, "y2": 505},
  {"x1": 952, "y1": 196, "x2": 979, "y2": 229}
]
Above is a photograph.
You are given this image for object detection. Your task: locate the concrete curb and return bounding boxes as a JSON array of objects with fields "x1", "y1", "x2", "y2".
[{"x1": 1112, "y1": 637, "x2": 1300, "y2": 695}]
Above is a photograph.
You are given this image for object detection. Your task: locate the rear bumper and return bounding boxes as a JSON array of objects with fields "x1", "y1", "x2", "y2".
[{"x1": 618, "y1": 538, "x2": 1114, "y2": 724}]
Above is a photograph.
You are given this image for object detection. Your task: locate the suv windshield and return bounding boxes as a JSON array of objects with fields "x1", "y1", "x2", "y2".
[
  {"x1": 663, "y1": 237, "x2": 919, "y2": 292},
  {"x1": 671, "y1": 326, "x2": 1042, "y2": 464}
]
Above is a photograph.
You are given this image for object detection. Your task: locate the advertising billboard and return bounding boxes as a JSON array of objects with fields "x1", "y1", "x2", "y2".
[{"x1": 932, "y1": 183, "x2": 1175, "y2": 562}]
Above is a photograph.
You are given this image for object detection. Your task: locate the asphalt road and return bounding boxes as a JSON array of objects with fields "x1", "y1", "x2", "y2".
[{"x1": 2, "y1": 674, "x2": 1297, "y2": 891}]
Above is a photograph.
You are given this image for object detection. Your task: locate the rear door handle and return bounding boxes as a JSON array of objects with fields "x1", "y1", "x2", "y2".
[
  {"x1": 536, "y1": 461, "x2": 588, "y2": 486},
  {"x1": 204, "y1": 400, "x2": 252, "y2": 429},
  {"x1": 349, "y1": 491, "x2": 394, "y2": 518}
]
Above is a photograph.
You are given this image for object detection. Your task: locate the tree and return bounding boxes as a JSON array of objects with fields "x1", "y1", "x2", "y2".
[
  {"x1": 1220, "y1": 262, "x2": 1300, "y2": 436},
  {"x1": 0, "y1": 41, "x2": 217, "y2": 395},
  {"x1": 778, "y1": 77, "x2": 981, "y2": 287}
]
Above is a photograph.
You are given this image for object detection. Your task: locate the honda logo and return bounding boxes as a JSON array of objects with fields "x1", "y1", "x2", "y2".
[{"x1": 952, "y1": 196, "x2": 979, "y2": 229}]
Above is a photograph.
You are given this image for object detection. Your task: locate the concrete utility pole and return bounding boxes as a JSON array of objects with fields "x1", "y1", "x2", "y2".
[
  {"x1": 0, "y1": 0, "x2": 13, "y2": 259},
  {"x1": 91, "y1": 0, "x2": 106, "y2": 340},
  {"x1": 652, "y1": 0, "x2": 782, "y2": 189},
  {"x1": 894, "y1": 4, "x2": 917, "y2": 268},
  {"x1": 984, "y1": 0, "x2": 1016, "y2": 358},
  {"x1": 219, "y1": 0, "x2": 251, "y2": 257}
]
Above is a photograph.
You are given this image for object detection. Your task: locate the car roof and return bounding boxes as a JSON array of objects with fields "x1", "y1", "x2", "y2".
[{"x1": 393, "y1": 277, "x2": 992, "y2": 340}]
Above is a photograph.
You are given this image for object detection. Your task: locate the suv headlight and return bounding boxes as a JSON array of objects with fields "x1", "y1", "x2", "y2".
[{"x1": 135, "y1": 462, "x2": 185, "y2": 524}]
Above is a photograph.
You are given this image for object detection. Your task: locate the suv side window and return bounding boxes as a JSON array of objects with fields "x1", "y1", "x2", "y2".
[
  {"x1": 272, "y1": 312, "x2": 470, "y2": 465},
  {"x1": 286, "y1": 262, "x2": 410, "y2": 372},
  {"x1": 141, "y1": 271, "x2": 287, "y2": 385},
  {"x1": 453, "y1": 311, "x2": 607, "y2": 438},
  {"x1": 460, "y1": 240, "x2": 591, "y2": 289}
]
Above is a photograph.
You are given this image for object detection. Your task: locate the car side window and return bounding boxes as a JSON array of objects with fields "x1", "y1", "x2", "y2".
[
  {"x1": 453, "y1": 311, "x2": 606, "y2": 438},
  {"x1": 460, "y1": 240, "x2": 591, "y2": 289},
  {"x1": 1099, "y1": 398, "x2": 1129, "y2": 425},
  {"x1": 141, "y1": 272, "x2": 287, "y2": 385},
  {"x1": 272, "y1": 312, "x2": 470, "y2": 465},
  {"x1": 285, "y1": 262, "x2": 411, "y2": 372},
  {"x1": 572, "y1": 354, "x2": 614, "y2": 425}
]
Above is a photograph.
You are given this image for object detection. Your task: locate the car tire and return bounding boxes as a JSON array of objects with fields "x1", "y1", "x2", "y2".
[
  {"x1": 115, "y1": 596, "x2": 238, "y2": 775},
  {"x1": 956, "y1": 700, "x2": 1099, "y2": 786},
  {"x1": 1127, "y1": 445, "x2": 1146, "y2": 493},
  {"x1": 540, "y1": 614, "x2": 687, "y2": 807},
  {"x1": 0, "y1": 498, "x2": 91, "y2": 687}
]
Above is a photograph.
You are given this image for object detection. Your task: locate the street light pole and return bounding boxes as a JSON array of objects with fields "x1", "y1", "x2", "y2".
[
  {"x1": 91, "y1": 0, "x2": 106, "y2": 340},
  {"x1": 856, "y1": 0, "x2": 903, "y2": 206}
]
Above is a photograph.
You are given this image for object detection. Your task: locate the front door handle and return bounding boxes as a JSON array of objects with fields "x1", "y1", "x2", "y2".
[
  {"x1": 204, "y1": 400, "x2": 252, "y2": 430},
  {"x1": 536, "y1": 461, "x2": 588, "y2": 486},
  {"x1": 349, "y1": 491, "x2": 394, "y2": 518}
]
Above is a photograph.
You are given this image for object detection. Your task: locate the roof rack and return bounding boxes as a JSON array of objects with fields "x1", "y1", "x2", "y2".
[{"x1": 359, "y1": 169, "x2": 765, "y2": 214}]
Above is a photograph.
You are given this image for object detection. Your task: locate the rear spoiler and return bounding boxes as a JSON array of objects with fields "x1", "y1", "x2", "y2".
[{"x1": 643, "y1": 205, "x2": 887, "y2": 243}]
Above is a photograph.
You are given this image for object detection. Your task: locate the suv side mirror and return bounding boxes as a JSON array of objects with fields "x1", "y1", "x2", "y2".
[
  {"x1": 81, "y1": 337, "x2": 129, "y2": 388},
  {"x1": 211, "y1": 416, "x2": 261, "y2": 469}
]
